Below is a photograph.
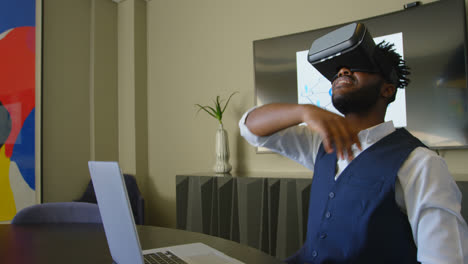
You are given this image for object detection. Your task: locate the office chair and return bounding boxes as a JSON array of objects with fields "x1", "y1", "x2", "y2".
[
  {"x1": 76, "y1": 173, "x2": 145, "y2": 225},
  {"x1": 11, "y1": 202, "x2": 102, "y2": 224}
]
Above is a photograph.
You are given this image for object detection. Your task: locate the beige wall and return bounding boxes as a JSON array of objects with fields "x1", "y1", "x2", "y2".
[
  {"x1": 41, "y1": 0, "x2": 148, "y2": 213},
  {"x1": 42, "y1": 0, "x2": 118, "y2": 202},
  {"x1": 117, "y1": 0, "x2": 149, "y2": 203},
  {"x1": 41, "y1": 0, "x2": 468, "y2": 228},
  {"x1": 118, "y1": 0, "x2": 136, "y2": 174},
  {"x1": 42, "y1": 0, "x2": 92, "y2": 202}
]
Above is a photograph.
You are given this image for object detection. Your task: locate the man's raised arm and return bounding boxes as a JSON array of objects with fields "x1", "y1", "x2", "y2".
[
  {"x1": 245, "y1": 103, "x2": 361, "y2": 160},
  {"x1": 245, "y1": 103, "x2": 305, "y2": 137}
]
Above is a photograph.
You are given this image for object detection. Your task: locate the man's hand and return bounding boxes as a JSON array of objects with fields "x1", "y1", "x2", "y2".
[{"x1": 301, "y1": 105, "x2": 361, "y2": 160}]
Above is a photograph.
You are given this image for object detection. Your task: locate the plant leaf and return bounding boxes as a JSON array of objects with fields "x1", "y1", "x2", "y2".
[
  {"x1": 195, "y1": 92, "x2": 237, "y2": 123},
  {"x1": 205, "y1": 105, "x2": 222, "y2": 121},
  {"x1": 215, "y1": 96, "x2": 222, "y2": 114},
  {"x1": 195, "y1": 104, "x2": 218, "y2": 119},
  {"x1": 221, "y1": 91, "x2": 238, "y2": 113}
]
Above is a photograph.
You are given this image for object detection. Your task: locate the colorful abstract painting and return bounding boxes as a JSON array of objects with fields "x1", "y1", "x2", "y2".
[{"x1": 0, "y1": 0, "x2": 37, "y2": 221}]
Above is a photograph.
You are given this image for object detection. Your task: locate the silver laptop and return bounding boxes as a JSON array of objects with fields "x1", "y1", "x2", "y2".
[{"x1": 88, "y1": 161, "x2": 244, "y2": 264}]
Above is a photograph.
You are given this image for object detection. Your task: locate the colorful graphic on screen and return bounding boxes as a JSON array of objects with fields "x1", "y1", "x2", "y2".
[
  {"x1": 0, "y1": 0, "x2": 36, "y2": 221},
  {"x1": 296, "y1": 33, "x2": 407, "y2": 127}
]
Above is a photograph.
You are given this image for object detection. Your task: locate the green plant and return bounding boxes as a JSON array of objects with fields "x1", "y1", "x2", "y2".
[{"x1": 195, "y1": 92, "x2": 238, "y2": 125}]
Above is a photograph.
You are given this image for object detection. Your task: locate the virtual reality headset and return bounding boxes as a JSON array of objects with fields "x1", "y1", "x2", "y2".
[{"x1": 308, "y1": 23, "x2": 398, "y2": 86}]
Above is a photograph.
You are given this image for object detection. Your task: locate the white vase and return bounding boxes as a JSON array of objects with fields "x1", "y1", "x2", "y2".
[{"x1": 214, "y1": 123, "x2": 232, "y2": 174}]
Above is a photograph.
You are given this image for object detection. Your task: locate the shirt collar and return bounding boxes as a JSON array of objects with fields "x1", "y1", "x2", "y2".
[{"x1": 357, "y1": 121, "x2": 396, "y2": 146}]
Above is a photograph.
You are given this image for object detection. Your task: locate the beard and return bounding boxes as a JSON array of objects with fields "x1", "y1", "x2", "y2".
[{"x1": 332, "y1": 78, "x2": 383, "y2": 115}]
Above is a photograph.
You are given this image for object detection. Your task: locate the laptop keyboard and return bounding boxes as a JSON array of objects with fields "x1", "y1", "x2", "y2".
[{"x1": 144, "y1": 251, "x2": 188, "y2": 264}]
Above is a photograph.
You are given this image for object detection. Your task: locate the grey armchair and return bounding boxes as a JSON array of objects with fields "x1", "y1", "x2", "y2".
[
  {"x1": 11, "y1": 202, "x2": 102, "y2": 224},
  {"x1": 76, "y1": 173, "x2": 145, "y2": 225}
]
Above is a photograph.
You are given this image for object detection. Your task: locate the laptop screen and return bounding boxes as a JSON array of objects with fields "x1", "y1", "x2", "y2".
[{"x1": 88, "y1": 161, "x2": 144, "y2": 264}]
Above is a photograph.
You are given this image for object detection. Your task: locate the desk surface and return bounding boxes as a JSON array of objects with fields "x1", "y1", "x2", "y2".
[{"x1": 0, "y1": 224, "x2": 282, "y2": 264}]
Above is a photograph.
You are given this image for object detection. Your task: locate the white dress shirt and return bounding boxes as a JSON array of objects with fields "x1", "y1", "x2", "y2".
[{"x1": 239, "y1": 108, "x2": 468, "y2": 264}]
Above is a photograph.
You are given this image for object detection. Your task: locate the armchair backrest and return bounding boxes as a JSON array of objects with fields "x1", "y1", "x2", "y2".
[{"x1": 11, "y1": 202, "x2": 102, "y2": 224}]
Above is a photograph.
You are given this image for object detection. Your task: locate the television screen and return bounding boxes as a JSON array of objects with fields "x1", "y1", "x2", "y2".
[{"x1": 253, "y1": 0, "x2": 468, "y2": 149}]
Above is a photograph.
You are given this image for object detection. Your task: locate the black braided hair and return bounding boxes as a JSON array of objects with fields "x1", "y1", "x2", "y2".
[
  {"x1": 375, "y1": 41, "x2": 410, "y2": 103},
  {"x1": 375, "y1": 41, "x2": 411, "y2": 89}
]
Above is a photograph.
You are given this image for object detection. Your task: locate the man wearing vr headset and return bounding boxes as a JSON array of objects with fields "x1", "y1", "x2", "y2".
[{"x1": 239, "y1": 23, "x2": 468, "y2": 264}]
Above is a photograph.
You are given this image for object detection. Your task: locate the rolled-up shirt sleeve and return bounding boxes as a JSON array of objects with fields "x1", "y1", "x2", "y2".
[
  {"x1": 399, "y1": 147, "x2": 468, "y2": 264},
  {"x1": 239, "y1": 107, "x2": 322, "y2": 171}
]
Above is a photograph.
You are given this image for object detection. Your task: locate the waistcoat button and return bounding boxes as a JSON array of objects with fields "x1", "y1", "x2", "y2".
[
  {"x1": 312, "y1": 250, "x2": 318, "y2": 257},
  {"x1": 329, "y1": 192, "x2": 335, "y2": 199},
  {"x1": 325, "y1": 211, "x2": 331, "y2": 218}
]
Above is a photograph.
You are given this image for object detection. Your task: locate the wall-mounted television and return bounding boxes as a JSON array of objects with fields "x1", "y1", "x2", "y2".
[{"x1": 253, "y1": 0, "x2": 468, "y2": 149}]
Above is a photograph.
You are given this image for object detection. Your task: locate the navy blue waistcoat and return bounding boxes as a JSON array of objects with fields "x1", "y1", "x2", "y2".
[{"x1": 297, "y1": 128, "x2": 425, "y2": 264}]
